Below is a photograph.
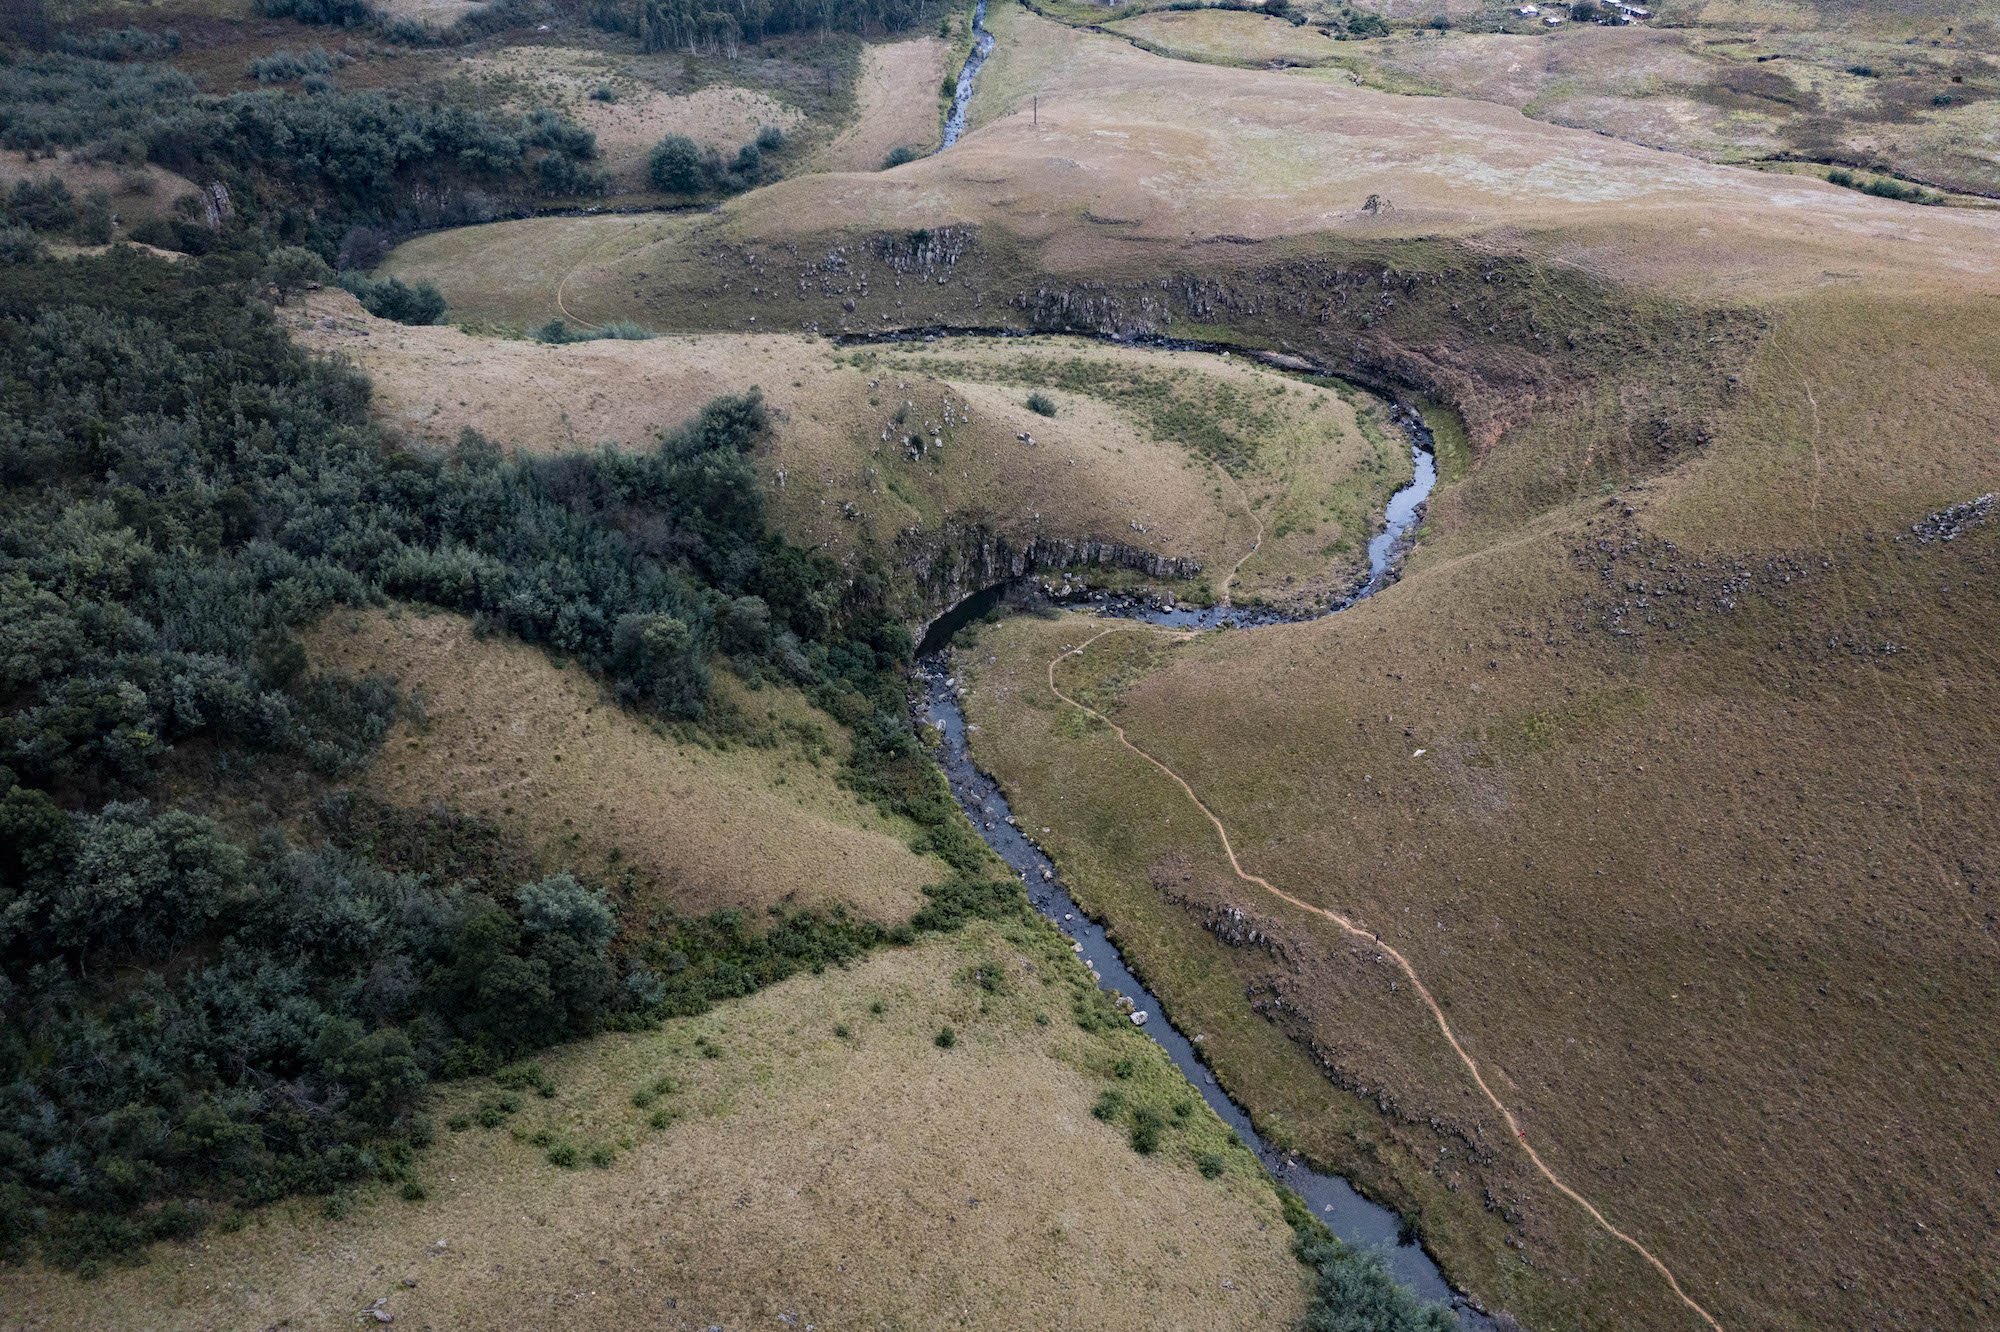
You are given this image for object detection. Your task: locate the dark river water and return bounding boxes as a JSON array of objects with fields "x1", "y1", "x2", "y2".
[
  {"x1": 914, "y1": 406, "x2": 1494, "y2": 1326},
  {"x1": 919, "y1": 21, "x2": 1480, "y2": 1317},
  {"x1": 939, "y1": 0, "x2": 995, "y2": 150}
]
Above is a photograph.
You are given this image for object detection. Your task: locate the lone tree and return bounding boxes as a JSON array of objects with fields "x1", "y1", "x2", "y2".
[
  {"x1": 649, "y1": 134, "x2": 709, "y2": 194},
  {"x1": 261, "y1": 245, "x2": 331, "y2": 303}
]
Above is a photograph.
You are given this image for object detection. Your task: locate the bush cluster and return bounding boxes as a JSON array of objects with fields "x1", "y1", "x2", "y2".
[
  {"x1": 624, "y1": 0, "x2": 949, "y2": 54},
  {"x1": 247, "y1": 46, "x2": 348, "y2": 84},
  {"x1": 1826, "y1": 167, "x2": 1940, "y2": 204},
  {"x1": 338, "y1": 270, "x2": 447, "y2": 324},
  {"x1": 647, "y1": 126, "x2": 784, "y2": 196},
  {"x1": 0, "y1": 52, "x2": 606, "y2": 256},
  {"x1": 0, "y1": 177, "x2": 112, "y2": 245},
  {"x1": 532, "y1": 317, "x2": 655, "y2": 344},
  {"x1": 54, "y1": 27, "x2": 181, "y2": 61}
]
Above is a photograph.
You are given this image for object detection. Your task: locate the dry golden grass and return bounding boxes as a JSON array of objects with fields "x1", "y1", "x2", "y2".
[
  {"x1": 1109, "y1": 9, "x2": 1342, "y2": 67},
  {"x1": 951, "y1": 283, "x2": 2000, "y2": 1329},
  {"x1": 1302, "y1": 18, "x2": 2000, "y2": 193},
  {"x1": 871, "y1": 337, "x2": 1406, "y2": 607},
  {"x1": 306, "y1": 607, "x2": 940, "y2": 923},
  {"x1": 386, "y1": 3, "x2": 2000, "y2": 315},
  {"x1": 359, "y1": 10, "x2": 2000, "y2": 1324},
  {"x1": 815, "y1": 36, "x2": 950, "y2": 171},
  {"x1": 6, "y1": 927, "x2": 1310, "y2": 1332}
]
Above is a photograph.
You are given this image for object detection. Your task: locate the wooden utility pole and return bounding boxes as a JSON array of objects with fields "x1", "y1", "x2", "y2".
[{"x1": 1033, "y1": 96, "x2": 1038, "y2": 128}]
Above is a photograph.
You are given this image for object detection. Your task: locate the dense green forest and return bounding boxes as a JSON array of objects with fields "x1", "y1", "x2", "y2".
[
  {"x1": 244, "y1": 0, "x2": 960, "y2": 51},
  {"x1": 0, "y1": 48, "x2": 605, "y2": 258},
  {"x1": 0, "y1": 232, "x2": 997, "y2": 1268}
]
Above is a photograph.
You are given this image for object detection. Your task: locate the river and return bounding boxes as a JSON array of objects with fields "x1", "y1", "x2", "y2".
[
  {"x1": 939, "y1": 0, "x2": 995, "y2": 150},
  {"x1": 917, "y1": 9, "x2": 1484, "y2": 1319},
  {"x1": 914, "y1": 402, "x2": 1493, "y2": 1327}
]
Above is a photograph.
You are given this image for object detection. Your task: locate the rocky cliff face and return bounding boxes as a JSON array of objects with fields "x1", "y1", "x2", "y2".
[{"x1": 901, "y1": 519, "x2": 1202, "y2": 626}]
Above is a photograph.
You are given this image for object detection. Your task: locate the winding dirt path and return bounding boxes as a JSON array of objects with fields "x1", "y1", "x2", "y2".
[
  {"x1": 553, "y1": 223, "x2": 643, "y2": 331},
  {"x1": 1044, "y1": 623, "x2": 1725, "y2": 1332},
  {"x1": 1212, "y1": 460, "x2": 1261, "y2": 610}
]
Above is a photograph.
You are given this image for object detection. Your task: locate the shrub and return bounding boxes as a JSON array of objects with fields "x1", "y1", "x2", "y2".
[
  {"x1": 1293, "y1": 1229, "x2": 1456, "y2": 1331},
  {"x1": 1025, "y1": 391, "x2": 1057, "y2": 417},
  {"x1": 1091, "y1": 1090, "x2": 1124, "y2": 1120},
  {"x1": 248, "y1": 47, "x2": 338, "y2": 83},
  {"x1": 261, "y1": 245, "x2": 333, "y2": 302},
  {"x1": 534, "y1": 317, "x2": 654, "y2": 344},
  {"x1": 1826, "y1": 168, "x2": 1939, "y2": 205},
  {"x1": 338, "y1": 271, "x2": 447, "y2": 324},
  {"x1": 3, "y1": 177, "x2": 77, "y2": 233},
  {"x1": 56, "y1": 27, "x2": 181, "y2": 61},
  {"x1": 0, "y1": 225, "x2": 45, "y2": 264},
  {"x1": 1195, "y1": 1151, "x2": 1226, "y2": 1178},
  {"x1": 649, "y1": 133, "x2": 711, "y2": 193},
  {"x1": 934, "y1": 1026, "x2": 957, "y2": 1048},
  {"x1": 254, "y1": 0, "x2": 374, "y2": 26},
  {"x1": 494, "y1": 1061, "x2": 560, "y2": 1098},
  {"x1": 755, "y1": 124, "x2": 785, "y2": 152},
  {"x1": 882, "y1": 144, "x2": 923, "y2": 169},
  {"x1": 545, "y1": 1141, "x2": 580, "y2": 1169},
  {"x1": 590, "y1": 84, "x2": 618, "y2": 102},
  {"x1": 1129, "y1": 1106, "x2": 1164, "y2": 1154}
]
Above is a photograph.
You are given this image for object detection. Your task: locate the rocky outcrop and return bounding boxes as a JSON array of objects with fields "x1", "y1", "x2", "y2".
[{"x1": 901, "y1": 519, "x2": 1201, "y2": 625}]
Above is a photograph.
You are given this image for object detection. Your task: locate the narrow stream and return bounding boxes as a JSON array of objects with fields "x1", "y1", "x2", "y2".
[
  {"x1": 939, "y1": 0, "x2": 994, "y2": 150},
  {"x1": 919, "y1": 12, "x2": 1482, "y2": 1319},
  {"x1": 915, "y1": 408, "x2": 1493, "y2": 1327}
]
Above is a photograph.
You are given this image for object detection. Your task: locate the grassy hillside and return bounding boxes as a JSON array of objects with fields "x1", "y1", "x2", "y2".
[
  {"x1": 308, "y1": 607, "x2": 943, "y2": 922},
  {"x1": 6, "y1": 926, "x2": 1316, "y2": 1330},
  {"x1": 949, "y1": 276, "x2": 2000, "y2": 1330},
  {"x1": 12, "y1": 0, "x2": 1997, "y2": 1324}
]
